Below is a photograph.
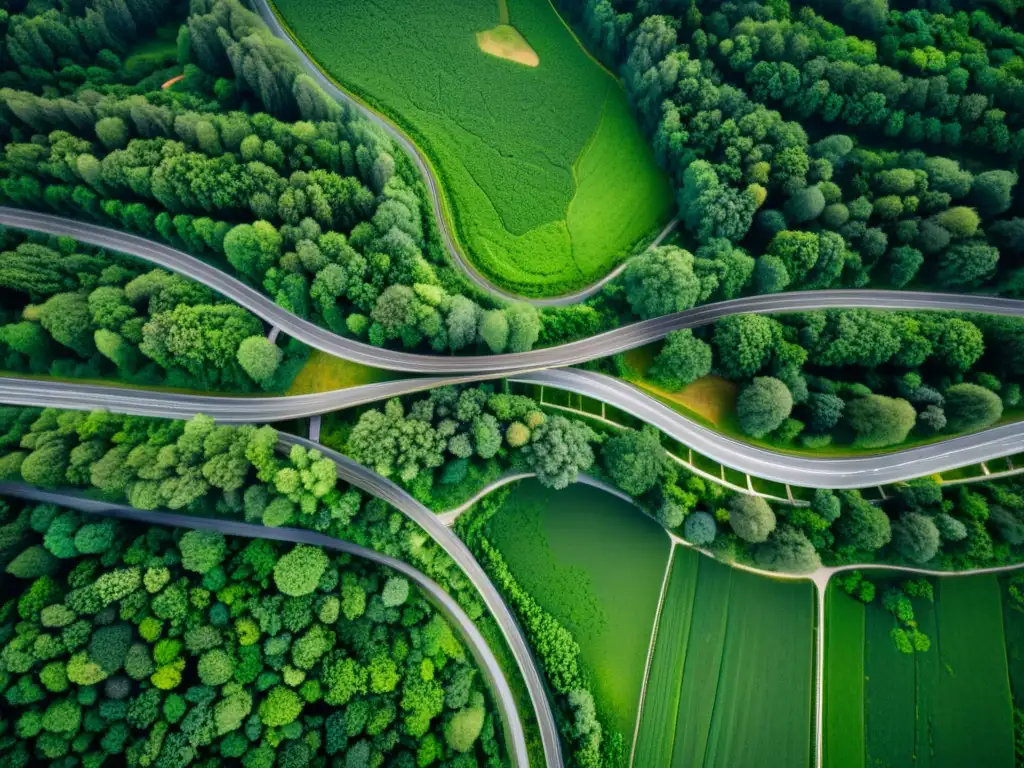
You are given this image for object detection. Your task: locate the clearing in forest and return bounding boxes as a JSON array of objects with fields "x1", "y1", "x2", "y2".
[
  {"x1": 271, "y1": 0, "x2": 672, "y2": 296},
  {"x1": 484, "y1": 479, "x2": 670, "y2": 739},
  {"x1": 634, "y1": 548, "x2": 815, "y2": 768},
  {"x1": 826, "y1": 574, "x2": 1015, "y2": 768}
]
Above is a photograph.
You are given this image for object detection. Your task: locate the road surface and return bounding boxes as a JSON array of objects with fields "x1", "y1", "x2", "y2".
[
  {"x1": 4, "y1": 207, "x2": 1024, "y2": 374},
  {"x1": 4, "y1": 373, "x2": 1023, "y2": 488},
  {"x1": 0, "y1": 482, "x2": 532, "y2": 767}
]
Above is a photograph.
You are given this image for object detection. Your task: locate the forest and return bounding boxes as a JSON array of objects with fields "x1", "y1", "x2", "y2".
[{"x1": 0, "y1": 497, "x2": 504, "y2": 767}]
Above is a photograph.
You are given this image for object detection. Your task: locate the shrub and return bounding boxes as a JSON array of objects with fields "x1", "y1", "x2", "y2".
[
  {"x1": 845, "y1": 395, "x2": 917, "y2": 448},
  {"x1": 943, "y1": 383, "x2": 1003, "y2": 432}
]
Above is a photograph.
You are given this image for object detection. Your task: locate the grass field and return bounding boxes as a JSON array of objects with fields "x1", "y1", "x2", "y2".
[
  {"x1": 634, "y1": 548, "x2": 815, "y2": 768},
  {"x1": 484, "y1": 479, "x2": 670, "y2": 736},
  {"x1": 271, "y1": 0, "x2": 673, "y2": 296},
  {"x1": 829, "y1": 574, "x2": 1015, "y2": 768},
  {"x1": 285, "y1": 350, "x2": 400, "y2": 394}
]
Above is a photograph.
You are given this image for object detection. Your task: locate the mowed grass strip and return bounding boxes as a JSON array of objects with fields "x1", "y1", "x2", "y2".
[
  {"x1": 670, "y1": 556, "x2": 732, "y2": 767},
  {"x1": 484, "y1": 480, "x2": 670, "y2": 737},
  {"x1": 702, "y1": 570, "x2": 815, "y2": 768},
  {"x1": 932, "y1": 576, "x2": 1014, "y2": 768},
  {"x1": 632, "y1": 547, "x2": 699, "y2": 766},
  {"x1": 824, "y1": 586, "x2": 865, "y2": 768},
  {"x1": 271, "y1": 0, "x2": 671, "y2": 296}
]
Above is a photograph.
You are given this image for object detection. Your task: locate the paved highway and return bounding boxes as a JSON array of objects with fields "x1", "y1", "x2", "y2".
[
  {"x1": 252, "y1": 0, "x2": 679, "y2": 307},
  {"x1": 2, "y1": 371, "x2": 1022, "y2": 488},
  {"x1": 4, "y1": 208, "x2": 1024, "y2": 374},
  {"x1": 0, "y1": 482, "x2": 531, "y2": 767}
]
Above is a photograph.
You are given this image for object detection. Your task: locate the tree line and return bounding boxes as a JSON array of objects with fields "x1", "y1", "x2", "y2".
[
  {"x1": 0, "y1": 228, "x2": 303, "y2": 391},
  {"x1": 0, "y1": 501, "x2": 503, "y2": 767}
]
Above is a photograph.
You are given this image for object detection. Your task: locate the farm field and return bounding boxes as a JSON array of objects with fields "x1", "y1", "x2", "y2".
[
  {"x1": 271, "y1": 0, "x2": 673, "y2": 296},
  {"x1": 827, "y1": 574, "x2": 1016, "y2": 768},
  {"x1": 634, "y1": 547, "x2": 815, "y2": 768},
  {"x1": 484, "y1": 479, "x2": 671, "y2": 737}
]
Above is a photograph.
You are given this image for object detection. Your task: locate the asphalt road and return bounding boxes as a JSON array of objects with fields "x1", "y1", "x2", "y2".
[
  {"x1": 3, "y1": 372, "x2": 1023, "y2": 489},
  {"x1": 5, "y1": 207, "x2": 1024, "y2": 374},
  {"x1": 0, "y1": 482, "x2": 531, "y2": 767},
  {"x1": 251, "y1": 0, "x2": 680, "y2": 307}
]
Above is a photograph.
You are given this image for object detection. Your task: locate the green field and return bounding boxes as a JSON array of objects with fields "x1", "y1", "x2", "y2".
[
  {"x1": 271, "y1": 0, "x2": 673, "y2": 296},
  {"x1": 484, "y1": 479, "x2": 670, "y2": 736},
  {"x1": 827, "y1": 574, "x2": 1015, "y2": 768},
  {"x1": 286, "y1": 350, "x2": 400, "y2": 394},
  {"x1": 634, "y1": 547, "x2": 815, "y2": 768}
]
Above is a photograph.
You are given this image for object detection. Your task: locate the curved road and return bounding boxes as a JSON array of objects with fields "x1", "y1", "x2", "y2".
[
  {"x1": 273, "y1": 434, "x2": 562, "y2": 768},
  {"x1": 5, "y1": 208, "x2": 1024, "y2": 374},
  {"x1": 252, "y1": 0, "x2": 679, "y2": 307},
  {"x1": 4, "y1": 373, "x2": 1024, "y2": 488},
  {"x1": 0, "y1": 482, "x2": 531, "y2": 767}
]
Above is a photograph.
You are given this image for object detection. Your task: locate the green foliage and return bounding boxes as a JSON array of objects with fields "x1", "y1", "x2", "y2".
[
  {"x1": 845, "y1": 395, "x2": 917, "y2": 449},
  {"x1": 273, "y1": 545, "x2": 329, "y2": 597},
  {"x1": 737, "y1": 377, "x2": 793, "y2": 438},
  {"x1": 602, "y1": 425, "x2": 666, "y2": 497},
  {"x1": 648, "y1": 330, "x2": 712, "y2": 390},
  {"x1": 728, "y1": 494, "x2": 777, "y2": 543},
  {"x1": 944, "y1": 383, "x2": 1004, "y2": 433}
]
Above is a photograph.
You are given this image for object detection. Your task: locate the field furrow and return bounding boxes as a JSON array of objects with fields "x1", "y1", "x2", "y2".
[{"x1": 632, "y1": 547, "x2": 699, "y2": 767}]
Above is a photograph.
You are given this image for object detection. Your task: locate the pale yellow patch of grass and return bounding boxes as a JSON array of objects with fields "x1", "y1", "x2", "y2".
[
  {"x1": 636, "y1": 374, "x2": 739, "y2": 428},
  {"x1": 286, "y1": 350, "x2": 398, "y2": 395},
  {"x1": 476, "y1": 24, "x2": 539, "y2": 67}
]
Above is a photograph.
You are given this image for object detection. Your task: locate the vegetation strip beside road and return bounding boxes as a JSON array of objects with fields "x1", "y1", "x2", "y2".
[{"x1": 6, "y1": 208, "x2": 1024, "y2": 374}]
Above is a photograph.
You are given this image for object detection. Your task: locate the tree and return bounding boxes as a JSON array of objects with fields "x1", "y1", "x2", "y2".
[
  {"x1": 807, "y1": 393, "x2": 844, "y2": 434},
  {"x1": 259, "y1": 686, "x2": 303, "y2": 727},
  {"x1": 836, "y1": 491, "x2": 892, "y2": 551},
  {"x1": 236, "y1": 336, "x2": 282, "y2": 388},
  {"x1": 648, "y1": 330, "x2": 711, "y2": 390},
  {"x1": 381, "y1": 577, "x2": 410, "y2": 608},
  {"x1": 970, "y1": 170, "x2": 1017, "y2": 216},
  {"x1": 845, "y1": 395, "x2": 917, "y2": 448},
  {"x1": 623, "y1": 247, "x2": 700, "y2": 319},
  {"x1": 683, "y1": 511, "x2": 716, "y2": 546},
  {"x1": 478, "y1": 310, "x2": 508, "y2": 354},
  {"x1": 944, "y1": 383, "x2": 1003, "y2": 432},
  {"x1": 39, "y1": 292, "x2": 94, "y2": 356},
  {"x1": 892, "y1": 513, "x2": 940, "y2": 563},
  {"x1": 601, "y1": 425, "x2": 666, "y2": 496},
  {"x1": 179, "y1": 531, "x2": 226, "y2": 574},
  {"x1": 755, "y1": 526, "x2": 821, "y2": 573},
  {"x1": 6, "y1": 545, "x2": 58, "y2": 578},
  {"x1": 938, "y1": 243, "x2": 999, "y2": 288},
  {"x1": 444, "y1": 704, "x2": 485, "y2": 752},
  {"x1": 784, "y1": 186, "x2": 826, "y2": 223},
  {"x1": 522, "y1": 416, "x2": 596, "y2": 490},
  {"x1": 273, "y1": 545, "x2": 329, "y2": 597},
  {"x1": 505, "y1": 303, "x2": 540, "y2": 353},
  {"x1": 728, "y1": 495, "x2": 776, "y2": 543},
  {"x1": 712, "y1": 315, "x2": 776, "y2": 379},
  {"x1": 737, "y1": 377, "x2": 793, "y2": 438}
]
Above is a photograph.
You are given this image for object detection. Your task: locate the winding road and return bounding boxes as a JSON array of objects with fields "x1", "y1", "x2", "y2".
[
  {"x1": 0, "y1": 482, "x2": 532, "y2": 767},
  {"x1": 4, "y1": 373, "x2": 1024, "y2": 488},
  {"x1": 4, "y1": 208, "x2": 1024, "y2": 374}
]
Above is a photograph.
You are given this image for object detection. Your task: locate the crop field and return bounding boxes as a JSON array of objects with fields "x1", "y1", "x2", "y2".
[
  {"x1": 823, "y1": 586, "x2": 865, "y2": 768},
  {"x1": 634, "y1": 548, "x2": 815, "y2": 768},
  {"x1": 828, "y1": 574, "x2": 1015, "y2": 768},
  {"x1": 271, "y1": 0, "x2": 673, "y2": 296},
  {"x1": 484, "y1": 479, "x2": 670, "y2": 736}
]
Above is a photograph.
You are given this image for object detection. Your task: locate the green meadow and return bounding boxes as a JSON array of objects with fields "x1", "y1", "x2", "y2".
[
  {"x1": 271, "y1": 0, "x2": 672, "y2": 296},
  {"x1": 484, "y1": 480, "x2": 670, "y2": 737}
]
